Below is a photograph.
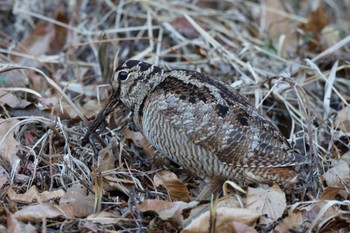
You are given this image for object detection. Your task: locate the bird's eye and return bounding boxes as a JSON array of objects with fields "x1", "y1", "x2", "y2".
[{"x1": 118, "y1": 71, "x2": 128, "y2": 81}]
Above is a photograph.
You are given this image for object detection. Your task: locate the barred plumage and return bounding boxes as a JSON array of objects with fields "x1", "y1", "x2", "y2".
[{"x1": 86, "y1": 60, "x2": 307, "y2": 197}]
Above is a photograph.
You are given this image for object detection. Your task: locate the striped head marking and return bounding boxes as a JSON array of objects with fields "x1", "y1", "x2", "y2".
[{"x1": 112, "y1": 60, "x2": 164, "y2": 109}]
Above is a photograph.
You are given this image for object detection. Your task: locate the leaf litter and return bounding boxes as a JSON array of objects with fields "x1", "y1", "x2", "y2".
[{"x1": 0, "y1": 0, "x2": 350, "y2": 232}]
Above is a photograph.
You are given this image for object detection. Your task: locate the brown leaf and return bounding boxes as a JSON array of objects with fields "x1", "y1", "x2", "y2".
[
  {"x1": 335, "y1": 106, "x2": 350, "y2": 132},
  {"x1": 82, "y1": 100, "x2": 105, "y2": 119},
  {"x1": 87, "y1": 211, "x2": 122, "y2": 225},
  {"x1": 13, "y1": 22, "x2": 53, "y2": 67},
  {"x1": 182, "y1": 195, "x2": 242, "y2": 228},
  {"x1": 217, "y1": 195, "x2": 241, "y2": 209},
  {"x1": 0, "y1": 119, "x2": 20, "y2": 167},
  {"x1": 59, "y1": 183, "x2": 87, "y2": 205},
  {"x1": 12, "y1": 184, "x2": 95, "y2": 219},
  {"x1": 323, "y1": 159, "x2": 350, "y2": 189},
  {"x1": 154, "y1": 171, "x2": 190, "y2": 202},
  {"x1": 182, "y1": 207, "x2": 261, "y2": 233},
  {"x1": 98, "y1": 140, "x2": 116, "y2": 172},
  {"x1": 49, "y1": 7, "x2": 68, "y2": 54},
  {"x1": 59, "y1": 195, "x2": 95, "y2": 218},
  {"x1": 38, "y1": 96, "x2": 89, "y2": 120},
  {"x1": 299, "y1": 5, "x2": 329, "y2": 37},
  {"x1": 320, "y1": 187, "x2": 340, "y2": 200},
  {"x1": 0, "y1": 171, "x2": 9, "y2": 190},
  {"x1": 140, "y1": 199, "x2": 198, "y2": 225},
  {"x1": 274, "y1": 209, "x2": 303, "y2": 233},
  {"x1": 122, "y1": 128, "x2": 155, "y2": 156},
  {"x1": 299, "y1": 5, "x2": 329, "y2": 50},
  {"x1": 0, "y1": 90, "x2": 31, "y2": 109},
  {"x1": 60, "y1": 82, "x2": 97, "y2": 97},
  {"x1": 246, "y1": 185, "x2": 286, "y2": 224},
  {"x1": 14, "y1": 203, "x2": 63, "y2": 222},
  {"x1": 7, "y1": 185, "x2": 64, "y2": 204},
  {"x1": 305, "y1": 200, "x2": 340, "y2": 230},
  {"x1": 102, "y1": 175, "x2": 134, "y2": 195},
  {"x1": 5, "y1": 208, "x2": 36, "y2": 233}
]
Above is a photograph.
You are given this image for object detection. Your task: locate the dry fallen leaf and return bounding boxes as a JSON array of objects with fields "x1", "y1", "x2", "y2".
[
  {"x1": 320, "y1": 186, "x2": 341, "y2": 200},
  {"x1": 82, "y1": 100, "x2": 105, "y2": 119},
  {"x1": 14, "y1": 203, "x2": 64, "y2": 222},
  {"x1": 0, "y1": 119, "x2": 21, "y2": 168},
  {"x1": 5, "y1": 208, "x2": 36, "y2": 233},
  {"x1": 60, "y1": 82, "x2": 97, "y2": 97},
  {"x1": 122, "y1": 128, "x2": 155, "y2": 156},
  {"x1": 12, "y1": 184, "x2": 95, "y2": 221},
  {"x1": 246, "y1": 185, "x2": 286, "y2": 224},
  {"x1": 59, "y1": 183, "x2": 87, "y2": 205},
  {"x1": 13, "y1": 22, "x2": 53, "y2": 67},
  {"x1": 49, "y1": 7, "x2": 68, "y2": 54},
  {"x1": 102, "y1": 175, "x2": 134, "y2": 195},
  {"x1": 59, "y1": 195, "x2": 95, "y2": 218},
  {"x1": 299, "y1": 4, "x2": 329, "y2": 50},
  {"x1": 154, "y1": 170, "x2": 190, "y2": 202},
  {"x1": 87, "y1": 211, "x2": 122, "y2": 225},
  {"x1": 274, "y1": 209, "x2": 303, "y2": 233},
  {"x1": 7, "y1": 185, "x2": 65, "y2": 204},
  {"x1": 140, "y1": 199, "x2": 198, "y2": 225},
  {"x1": 97, "y1": 138, "x2": 117, "y2": 172},
  {"x1": 335, "y1": 106, "x2": 350, "y2": 132},
  {"x1": 0, "y1": 169, "x2": 8, "y2": 190},
  {"x1": 0, "y1": 90, "x2": 31, "y2": 109},
  {"x1": 322, "y1": 159, "x2": 350, "y2": 189},
  {"x1": 182, "y1": 207, "x2": 261, "y2": 233}
]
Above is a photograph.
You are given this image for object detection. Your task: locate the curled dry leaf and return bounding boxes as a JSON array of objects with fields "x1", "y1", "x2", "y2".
[
  {"x1": 13, "y1": 196, "x2": 93, "y2": 223},
  {"x1": 0, "y1": 170, "x2": 8, "y2": 190},
  {"x1": 87, "y1": 211, "x2": 123, "y2": 225},
  {"x1": 335, "y1": 106, "x2": 350, "y2": 132},
  {"x1": 182, "y1": 195, "x2": 242, "y2": 228},
  {"x1": 59, "y1": 195, "x2": 95, "y2": 218},
  {"x1": 14, "y1": 203, "x2": 64, "y2": 222},
  {"x1": 38, "y1": 95, "x2": 99, "y2": 120},
  {"x1": 59, "y1": 184, "x2": 87, "y2": 205},
  {"x1": 274, "y1": 209, "x2": 303, "y2": 233},
  {"x1": 278, "y1": 199, "x2": 341, "y2": 232},
  {"x1": 299, "y1": 4, "x2": 329, "y2": 50},
  {"x1": 102, "y1": 176, "x2": 134, "y2": 195},
  {"x1": 8, "y1": 185, "x2": 65, "y2": 204},
  {"x1": 154, "y1": 170, "x2": 190, "y2": 202},
  {"x1": 60, "y1": 82, "x2": 97, "y2": 97},
  {"x1": 182, "y1": 207, "x2": 261, "y2": 233},
  {"x1": 98, "y1": 140, "x2": 117, "y2": 172},
  {"x1": 0, "y1": 90, "x2": 31, "y2": 109},
  {"x1": 122, "y1": 128, "x2": 155, "y2": 156},
  {"x1": 0, "y1": 118, "x2": 20, "y2": 168},
  {"x1": 263, "y1": 0, "x2": 299, "y2": 54},
  {"x1": 217, "y1": 195, "x2": 242, "y2": 209},
  {"x1": 320, "y1": 186, "x2": 341, "y2": 200},
  {"x1": 322, "y1": 159, "x2": 350, "y2": 189},
  {"x1": 140, "y1": 199, "x2": 198, "y2": 225},
  {"x1": 82, "y1": 100, "x2": 105, "y2": 119},
  {"x1": 246, "y1": 184, "x2": 286, "y2": 224}
]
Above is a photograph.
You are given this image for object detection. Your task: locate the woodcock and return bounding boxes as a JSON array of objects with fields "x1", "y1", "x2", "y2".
[{"x1": 83, "y1": 60, "x2": 306, "y2": 197}]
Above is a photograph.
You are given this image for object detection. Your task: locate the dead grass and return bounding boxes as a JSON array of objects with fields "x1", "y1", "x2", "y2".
[{"x1": 0, "y1": 0, "x2": 350, "y2": 232}]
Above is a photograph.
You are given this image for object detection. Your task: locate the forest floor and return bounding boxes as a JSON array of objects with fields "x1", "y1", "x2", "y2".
[{"x1": 0, "y1": 0, "x2": 350, "y2": 232}]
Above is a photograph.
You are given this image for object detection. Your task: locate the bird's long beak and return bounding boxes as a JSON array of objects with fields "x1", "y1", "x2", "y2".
[{"x1": 81, "y1": 93, "x2": 120, "y2": 146}]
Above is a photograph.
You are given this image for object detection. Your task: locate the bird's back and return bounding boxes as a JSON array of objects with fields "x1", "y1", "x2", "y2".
[{"x1": 135, "y1": 68, "x2": 305, "y2": 184}]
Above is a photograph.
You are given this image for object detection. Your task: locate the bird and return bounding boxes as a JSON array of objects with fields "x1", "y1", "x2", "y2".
[{"x1": 83, "y1": 60, "x2": 306, "y2": 198}]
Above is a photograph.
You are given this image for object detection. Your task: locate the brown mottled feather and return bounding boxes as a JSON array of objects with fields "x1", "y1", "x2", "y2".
[{"x1": 108, "y1": 60, "x2": 306, "y2": 186}]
